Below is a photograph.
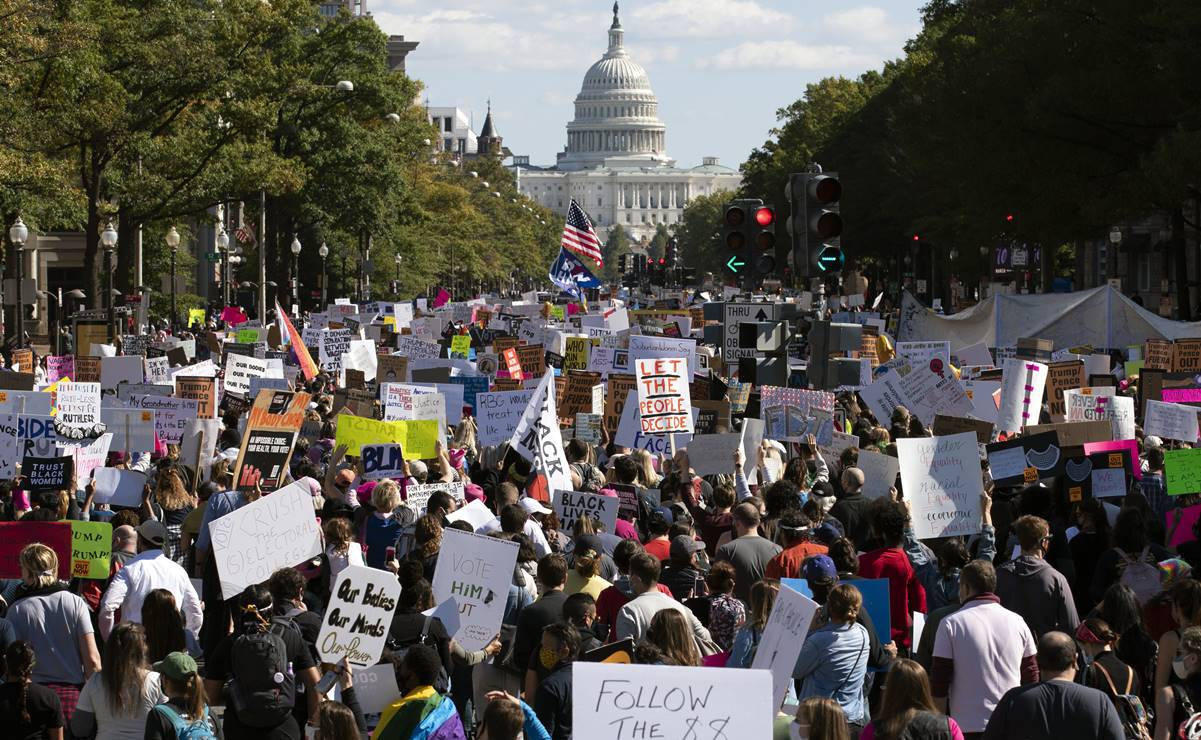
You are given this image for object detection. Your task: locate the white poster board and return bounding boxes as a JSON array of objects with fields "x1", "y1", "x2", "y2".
[
  {"x1": 572, "y1": 662, "x2": 773, "y2": 740},
  {"x1": 857, "y1": 450, "x2": 901, "y2": 500},
  {"x1": 92, "y1": 468, "x2": 148, "y2": 507},
  {"x1": 683, "y1": 433, "x2": 744, "y2": 476},
  {"x1": 996, "y1": 358, "x2": 1048, "y2": 433},
  {"x1": 225, "y1": 354, "x2": 270, "y2": 398},
  {"x1": 634, "y1": 357, "x2": 693, "y2": 435},
  {"x1": 316, "y1": 565, "x2": 401, "y2": 667},
  {"x1": 55, "y1": 382, "x2": 102, "y2": 432},
  {"x1": 1144, "y1": 399, "x2": 1200, "y2": 443},
  {"x1": 751, "y1": 583, "x2": 819, "y2": 710},
  {"x1": 552, "y1": 489, "x2": 619, "y2": 533},
  {"x1": 898, "y1": 432, "x2": 983, "y2": 539},
  {"x1": 430, "y1": 528, "x2": 520, "y2": 651},
  {"x1": 208, "y1": 483, "x2": 323, "y2": 599}
]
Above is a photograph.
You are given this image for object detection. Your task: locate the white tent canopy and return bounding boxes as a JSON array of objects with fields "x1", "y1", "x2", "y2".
[{"x1": 897, "y1": 285, "x2": 1201, "y2": 351}]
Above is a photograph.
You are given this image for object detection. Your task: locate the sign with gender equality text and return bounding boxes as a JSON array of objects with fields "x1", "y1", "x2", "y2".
[
  {"x1": 571, "y1": 662, "x2": 773, "y2": 740},
  {"x1": 751, "y1": 582, "x2": 819, "y2": 710},
  {"x1": 317, "y1": 565, "x2": 401, "y2": 668},
  {"x1": 208, "y1": 483, "x2": 322, "y2": 599},
  {"x1": 430, "y1": 528, "x2": 519, "y2": 652},
  {"x1": 898, "y1": 432, "x2": 983, "y2": 540},
  {"x1": 635, "y1": 357, "x2": 693, "y2": 435}
]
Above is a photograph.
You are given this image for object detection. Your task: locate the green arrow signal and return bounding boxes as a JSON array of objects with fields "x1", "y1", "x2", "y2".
[{"x1": 726, "y1": 255, "x2": 745, "y2": 272}]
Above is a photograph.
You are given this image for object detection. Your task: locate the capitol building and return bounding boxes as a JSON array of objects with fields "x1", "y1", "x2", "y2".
[{"x1": 511, "y1": 3, "x2": 741, "y2": 244}]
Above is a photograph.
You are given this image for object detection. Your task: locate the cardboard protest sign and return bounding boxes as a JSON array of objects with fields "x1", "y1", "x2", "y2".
[
  {"x1": 22, "y1": 455, "x2": 73, "y2": 493},
  {"x1": 64, "y1": 433, "x2": 112, "y2": 486},
  {"x1": 430, "y1": 529, "x2": 520, "y2": 651},
  {"x1": 1144, "y1": 400, "x2": 1200, "y2": 443},
  {"x1": 1165, "y1": 449, "x2": 1201, "y2": 496},
  {"x1": 1045, "y1": 361, "x2": 1085, "y2": 421},
  {"x1": 334, "y1": 414, "x2": 439, "y2": 460},
  {"x1": 750, "y1": 582, "x2": 819, "y2": 710},
  {"x1": 0, "y1": 522, "x2": 72, "y2": 579},
  {"x1": 74, "y1": 356, "x2": 101, "y2": 383},
  {"x1": 552, "y1": 490, "x2": 619, "y2": 533},
  {"x1": 508, "y1": 371, "x2": 573, "y2": 495},
  {"x1": 317, "y1": 565, "x2": 401, "y2": 667},
  {"x1": 1025, "y1": 420, "x2": 1112, "y2": 453},
  {"x1": 857, "y1": 449, "x2": 901, "y2": 500},
  {"x1": 635, "y1": 358, "x2": 692, "y2": 435},
  {"x1": 377, "y1": 354, "x2": 409, "y2": 384},
  {"x1": 985, "y1": 431, "x2": 1064, "y2": 487},
  {"x1": 1168, "y1": 504, "x2": 1201, "y2": 548},
  {"x1": 932, "y1": 415, "x2": 994, "y2": 446},
  {"x1": 361, "y1": 444, "x2": 405, "y2": 480},
  {"x1": 92, "y1": 468, "x2": 147, "y2": 507},
  {"x1": 604, "y1": 373, "x2": 637, "y2": 436},
  {"x1": 996, "y1": 359, "x2": 1048, "y2": 433},
  {"x1": 516, "y1": 344, "x2": 545, "y2": 378},
  {"x1": 571, "y1": 663, "x2": 773, "y2": 740},
  {"x1": 233, "y1": 429, "x2": 297, "y2": 492},
  {"x1": 208, "y1": 483, "x2": 322, "y2": 599},
  {"x1": 899, "y1": 432, "x2": 983, "y2": 539},
  {"x1": 71, "y1": 520, "x2": 112, "y2": 579}
]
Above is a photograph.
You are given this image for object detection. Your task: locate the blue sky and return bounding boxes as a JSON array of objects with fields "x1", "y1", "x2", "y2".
[{"x1": 373, "y1": 0, "x2": 923, "y2": 171}]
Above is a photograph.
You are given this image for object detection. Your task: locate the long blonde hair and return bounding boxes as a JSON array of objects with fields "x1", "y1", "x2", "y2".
[
  {"x1": 155, "y1": 468, "x2": 194, "y2": 511},
  {"x1": 19, "y1": 543, "x2": 58, "y2": 588}
]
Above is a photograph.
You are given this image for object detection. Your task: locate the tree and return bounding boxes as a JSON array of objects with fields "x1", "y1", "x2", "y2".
[
  {"x1": 646, "y1": 223, "x2": 669, "y2": 261},
  {"x1": 675, "y1": 191, "x2": 734, "y2": 278}
]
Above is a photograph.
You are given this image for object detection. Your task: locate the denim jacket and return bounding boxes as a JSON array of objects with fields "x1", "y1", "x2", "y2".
[{"x1": 903, "y1": 524, "x2": 996, "y2": 611}]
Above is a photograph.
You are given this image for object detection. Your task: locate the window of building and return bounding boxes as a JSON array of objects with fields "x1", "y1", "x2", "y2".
[
  {"x1": 597, "y1": 198, "x2": 603, "y2": 207},
  {"x1": 444, "y1": 138, "x2": 453, "y2": 151},
  {"x1": 558, "y1": 200, "x2": 564, "y2": 207},
  {"x1": 625, "y1": 213, "x2": 631, "y2": 223},
  {"x1": 457, "y1": 138, "x2": 466, "y2": 153},
  {"x1": 443, "y1": 118, "x2": 453, "y2": 132}
]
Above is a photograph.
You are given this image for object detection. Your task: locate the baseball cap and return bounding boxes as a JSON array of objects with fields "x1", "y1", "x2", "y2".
[
  {"x1": 669, "y1": 535, "x2": 705, "y2": 563},
  {"x1": 137, "y1": 520, "x2": 167, "y2": 549},
  {"x1": 653, "y1": 506, "x2": 675, "y2": 525},
  {"x1": 801, "y1": 554, "x2": 838, "y2": 582},
  {"x1": 153, "y1": 651, "x2": 198, "y2": 681},
  {"x1": 520, "y1": 497, "x2": 552, "y2": 516},
  {"x1": 813, "y1": 522, "x2": 841, "y2": 545}
]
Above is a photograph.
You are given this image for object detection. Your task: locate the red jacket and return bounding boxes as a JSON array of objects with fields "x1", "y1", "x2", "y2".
[{"x1": 858, "y1": 546, "x2": 927, "y2": 647}]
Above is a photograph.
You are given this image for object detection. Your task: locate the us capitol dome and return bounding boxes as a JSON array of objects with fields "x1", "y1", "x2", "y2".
[{"x1": 512, "y1": 2, "x2": 741, "y2": 244}]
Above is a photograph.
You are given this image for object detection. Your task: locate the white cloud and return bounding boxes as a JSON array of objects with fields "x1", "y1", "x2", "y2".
[
  {"x1": 627, "y1": 44, "x2": 680, "y2": 65},
  {"x1": 699, "y1": 41, "x2": 877, "y2": 71},
  {"x1": 822, "y1": 6, "x2": 910, "y2": 45},
  {"x1": 632, "y1": 0, "x2": 792, "y2": 38}
]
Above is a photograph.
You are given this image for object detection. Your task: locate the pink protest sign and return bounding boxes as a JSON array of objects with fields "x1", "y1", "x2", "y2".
[
  {"x1": 1168, "y1": 504, "x2": 1201, "y2": 548},
  {"x1": 1163, "y1": 388, "x2": 1201, "y2": 404},
  {"x1": 1082, "y1": 438, "x2": 1141, "y2": 480},
  {"x1": 220, "y1": 306, "x2": 248, "y2": 325},
  {"x1": 432, "y1": 288, "x2": 451, "y2": 308}
]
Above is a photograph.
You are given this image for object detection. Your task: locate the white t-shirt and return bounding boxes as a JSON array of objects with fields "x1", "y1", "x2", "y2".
[
  {"x1": 77, "y1": 670, "x2": 165, "y2": 740},
  {"x1": 933, "y1": 598, "x2": 1037, "y2": 733}
]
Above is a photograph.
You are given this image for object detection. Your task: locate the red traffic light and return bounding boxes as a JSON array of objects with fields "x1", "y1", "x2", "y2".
[
  {"x1": 912, "y1": 234, "x2": 920, "y2": 241},
  {"x1": 658, "y1": 258, "x2": 665, "y2": 266},
  {"x1": 754, "y1": 206, "x2": 775, "y2": 227},
  {"x1": 1005, "y1": 213, "x2": 1015, "y2": 223}
]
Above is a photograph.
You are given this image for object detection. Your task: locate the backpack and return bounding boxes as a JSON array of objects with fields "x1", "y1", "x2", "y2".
[
  {"x1": 1116, "y1": 547, "x2": 1162, "y2": 604},
  {"x1": 1092, "y1": 661, "x2": 1153, "y2": 740},
  {"x1": 228, "y1": 618, "x2": 297, "y2": 727},
  {"x1": 153, "y1": 703, "x2": 217, "y2": 740},
  {"x1": 572, "y1": 462, "x2": 605, "y2": 493},
  {"x1": 384, "y1": 615, "x2": 450, "y2": 694}
]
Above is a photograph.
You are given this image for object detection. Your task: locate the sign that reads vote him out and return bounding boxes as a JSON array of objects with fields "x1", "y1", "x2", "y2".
[
  {"x1": 430, "y1": 529, "x2": 520, "y2": 652},
  {"x1": 635, "y1": 358, "x2": 693, "y2": 435}
]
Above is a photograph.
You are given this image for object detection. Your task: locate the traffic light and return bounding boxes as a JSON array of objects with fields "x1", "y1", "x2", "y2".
[
  {"x1": 722, "y1": 198, "x2": 767, "y2": 286},
  {"x1": 618, "y1": 253, "x2": 630, "y2": 275},
  {"x1": 665, "y1": 237, "x2": 679, "y2": 267},
  {"x1": 787, "y1": 172, "x2": 842, "y2": 277},
  {"x1": 750, "y1": 205, "x2": 776, "y2": 274}
]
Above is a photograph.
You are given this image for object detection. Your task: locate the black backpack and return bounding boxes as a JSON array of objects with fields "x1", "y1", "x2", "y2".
[{"x1": 229, "y1": 618, "x2": 297, "y2": 727}]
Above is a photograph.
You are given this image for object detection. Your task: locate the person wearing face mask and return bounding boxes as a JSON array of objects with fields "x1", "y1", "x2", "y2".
[
  {"x1": 372, "y1": 644, "x2": 466, "y2": 740},
  {"x1": 1154, "y1": 625, "x2": 1201, "y2": 740},
  {"x1": 1076, "y1": 619, "x2": 1143, "y2": 701},
  {"x1": 996, "y1": 515, "x2": 1080, "y2": 640},
  {"x1": 776, "y1": 696, "x2": 850, "y2": 740},
  {"x1": 532, "y1": 622, "x2": 576, "y2": 740}
]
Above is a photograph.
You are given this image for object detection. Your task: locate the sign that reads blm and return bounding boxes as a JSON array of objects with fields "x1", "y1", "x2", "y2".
[
  {"x1": 553, "y1": 490, "x2": 618, "y2": 533},
  {"x1": 23, "y1": 455, "x2": 73, "y2": 493},
  {"x1": 635, "y1": 358, "x2": 692, "y2": 435},
  {"x1": 317, "y1": 565, "x2": 400, "y2": 668},
  {"x1": 361, "y1": 443, "x2": 404, "y2": 480}
]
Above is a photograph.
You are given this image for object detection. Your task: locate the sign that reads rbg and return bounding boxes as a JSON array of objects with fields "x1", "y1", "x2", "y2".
[{"x1": 635, "y1": 358, "x2": 693, "y2": 435}]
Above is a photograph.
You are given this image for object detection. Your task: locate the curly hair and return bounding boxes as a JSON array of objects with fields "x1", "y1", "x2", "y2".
[{"x1": 413, "y1": 514, "x2": 443, "y2": 560}]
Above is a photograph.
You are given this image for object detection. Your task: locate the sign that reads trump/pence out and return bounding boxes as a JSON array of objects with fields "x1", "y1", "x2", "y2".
[{"x1": 635, "y1": 358, "x2": 692, "y2": 435}]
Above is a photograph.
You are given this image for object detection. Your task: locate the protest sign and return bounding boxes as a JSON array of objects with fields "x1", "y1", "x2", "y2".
[
  {"x1": 857, "y1": 449, "x2": 901, "y2": 500},
  {"x1": 361, "y1": 444, "x2": 405, "y2": 480},
  {"x1": 1045, "y1": 361, "x2": 1085, "y2": 421},
  {"x1": 22, "y1": 455, "x2": 73, "y2": 493},
  {"x1": 448, "y1": 375, "x2": 489, "y2": 415},
  {"x1": 225, "y1": 354, "x2": 271, "y2": 398},
  {"x1": 0, "y1": 412, "x2": 17, "y2": 478},
  {"x1": 1065, "y1": 391, "x2": 1135, "y2": 441},
  {"x1": 129, "y1": 395, "x2": 199, "y2": 445},
  {"x1": 180, "y1": 419, "x2": 220, "y2": 473},
  {"x1": 334, "y1": 414, "x2": 438, "y2": 460},
  {"x1": 100, "y1": 408, "x2": 156, "y2": 452},
  {"x1": 64, "y1": 433, "x2": 112, "y2": 486},
  {"x1": 1082, "y1": 439, "x2": 1141, "y2": 480},
  {"x1": 571, "y1": 663, "x2": 773, "y2": 740},
  {"x1": 145, "y1": 356, "x2": 171, "y2": 385},
  {"x1": 377, "y1": 354, "x2": 409, "y2": 384},
  {"x1": 932, "y1": 415, "x2": 994, "y2": 446},
  {"x1": 896, "y1": 341, "x2": 951, "y2": 371},
  {"x1": 899, "y1": 432, "x2": 983, "y2": 539},
  {"x1": 996, "y1": 359, "x2": 1048, "y2": 433},
  {"x1": 516, "y1": 344, "x2": 545, "y2": 378},
  {"x1": 11, "y1": 348, "x2": 33, "y2": 373},
  {"x1": 74, "y1": 356, "x2": 101, "y2": 383},
  {"x1": 208, "y1": 483, "x2": 322, "y2": 599},
  {"x1": 683, "y1": 433, "x2": 743, "y2": 476},
  {"x1": 1026, "y1": 420, "x2": 1112, "y2": 452},
  {"x1": 509, "y1": 371, "x2": 573, "y2": 495},
  {"x1": 615, "y1": 390, "x2": 696, "y2": 456},
  {"x1": 71, "y1": 520, "x2": 112, "y2": 579},
  {"x1": 634, "y1": 358, "x2": 692, "y2": 435},
  {"x1": 430, "y1": 528, "x2": 520, "y2": 651},
  {"x1": 574, "y1": 413, "x2": 602, "y2": 443},
  {"x1": 0, "y1": 390, "x2": 53, "y2": 416},
  {"x1": 92, "y1": 468, "x2": 147, "y2": 507},
  {"x1": 552, "y1": 490, "x2": 619, "y2": 533},
  {"x1": 100, "y1": 355, "x2": 144, "y2": 391},
  {"x1": 319, "y1": 328, "x2": 353, "y2": 372},
  {"x1": 55, "y1": 382, "x2": 101, "y2": 434},
  {"x1": 628, "y1": 335, "x2": 699, "y2": 377},
  {"x1": 0, "y1": 522, "x2": 72, "y2": 579},
  {"x1": 47, "y1": 356, "x2": 74, "y2": 384},
  {"x1": 233, "y1": 428, "x2": 297, "y2": 492},
  {"x1": 1169, "y1": 504, "x2": 1201, "y2": 548},
  {"x1": 317, "y1": 565, "x2": 401, "y2": 667},
  {"x1": 404, "y1": 482, "x2": 466, "y2": 513},
  {"x1": 604, "y1": 374, "x2": 637, "y2": 436},
  {"x1": 444, "y1": 499, "x2": 494, "y2": 530},
  {"x1": 985, "y1": 431, "x2": 1065, "y2": 487},
  {"x1": 750, "y1": 582, "x2": 819, "y2": 710},
  {"x1": 476, "y1": 389, "x2": 536, "y2": 447},
  {"x1": 395, "y1": 335, "x2": 441, "y2": 360},
  {"x1": 1165, "y1": 448, "x2": 1201, "y2": 496},
  {"x1": 1144, "y1": 399, "x2": 1200, "y2": 443}
]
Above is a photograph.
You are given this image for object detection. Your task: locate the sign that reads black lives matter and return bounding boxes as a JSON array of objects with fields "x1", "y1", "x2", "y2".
[
  {"x1": 22, "y1": 455, "x2": 73, "y2": 493},
  {"x1": 553, "y1": 490, "x2": 618, "y2": 533}
]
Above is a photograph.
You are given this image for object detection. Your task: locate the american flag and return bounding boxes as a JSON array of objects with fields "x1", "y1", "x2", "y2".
[
  {"x1": 234, "y1": 223, "x2": 255, "y2": 246},
  {"x1": 561, "y1": 199, "x2": 603, "y2": 266}
]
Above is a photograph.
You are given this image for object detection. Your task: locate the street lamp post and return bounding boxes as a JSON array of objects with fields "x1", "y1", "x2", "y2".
[
  {"x1": 1108, "y1": 227, "x2": 1122, "y2": 283},
  {"x1": 8, "y1": 217, "x2": 28, "y2": 349},
  {"x1": 394, "y1": 253, "x2": 402, "y2": 295},
  {"x1": 290, "y1": 236, "x2": 301, "y2": 310},
  {"x1": 100, "y1": 221, "x2": 118, "y2": 341},
  {"x1": 216, "y1": 226, "x2": 231, "y2": 307},
  {"x1": 166, "y1": 226, "x2": 180, "y2": 330},
  {"x1": 319, "y1": 242, "x2": 329, "y2": 307}
]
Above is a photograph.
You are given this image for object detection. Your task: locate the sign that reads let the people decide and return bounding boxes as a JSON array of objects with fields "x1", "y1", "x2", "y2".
[
  {"x1": 317, "y1": 565, "x2": 400, "y2": 668},
  {"x1": 635, "y1": 357, "x2": 693, "y2": 435}
]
